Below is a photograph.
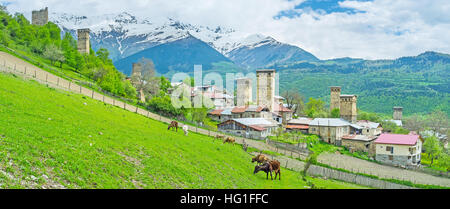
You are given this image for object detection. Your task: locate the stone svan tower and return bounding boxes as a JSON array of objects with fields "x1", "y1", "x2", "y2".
[
  {"x1": 132, "y1": 63, "x2": 142, "y2": 77},
  {"x1": 256, "y1": 69, "x2": 276, "y2": 112},
  {"x1": 236, "y1": 77, "x2": 252, "y2": 107},
  {"x1": 330, "y1": 86, "x2": 341, "y2": 111},
  {"x1": 77, "y1": 29, "x2": 91, "y2": 54},
  {"x1": 393, "y1": 106, "x2": 403, "y2": 120},
  {"x1": 330, "y1": 86, "x2": 358, "y2": 123},
  {"x1": 131, "y1": 62, "x2": 145, "y2": 102},
  {"x1": 32, "y1": 7, "x2": 48, "y2": 26},
  {"x1": 340, "y1": 95, "x2": 357, "y2": 123}
]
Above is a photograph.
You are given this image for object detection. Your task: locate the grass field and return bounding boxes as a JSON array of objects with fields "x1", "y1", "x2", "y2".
[{"x1": 0, "y1": 72, "x2": 369, "y2": 189}]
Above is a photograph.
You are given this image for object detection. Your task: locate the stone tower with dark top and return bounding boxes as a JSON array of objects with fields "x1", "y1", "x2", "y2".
[
  {"x1": 32, "y1": 7, "x2": 48, "y2": 26},
  {"x1": 393, "y1": 106, "x2": 403, "y2": 120},
  {"x1": 330, "y1": 86, "x2": 341, "y2": 111},
  {"x1": 340, "y1": 94, "x2": 357, "y2": 123},
  {"x1": 256, "y1": 69, "x2": 275, "y2": 112},
  {"x1": 330, "y1": 86, "x2": 358, "y2": 123},
  {"x1": 77, "y1": 29, "x2": 91, "y2": 54},
  {"x1": 132, "y1": 63, "x2": 142, "y2": 77}
]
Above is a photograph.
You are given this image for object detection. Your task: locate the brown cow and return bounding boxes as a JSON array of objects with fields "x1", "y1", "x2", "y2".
[
  {"x1": 253, "y1": 160, "x2": 281, "y2": 180},
  {"x1": 252, "y1": 154, "x2": 269, "y2": 165},
  {"x1": 168, "y1": 121, "x2": 178, "y2": 132},
  {"x1": 223, "y1": 137, "x2": 235, "y2": 144}
]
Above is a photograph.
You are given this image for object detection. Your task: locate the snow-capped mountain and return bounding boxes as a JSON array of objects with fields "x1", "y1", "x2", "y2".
[{"x1": 50, "y1": 12, "x2": 318, "y2": 70}]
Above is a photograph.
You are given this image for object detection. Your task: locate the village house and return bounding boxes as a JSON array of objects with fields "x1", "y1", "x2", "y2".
[
  {"x1": 286, "y1": 117, "x2": 312, "y2": 133},
  {"x1": 341, "y1": 134, "x2": 377, "y2": 155},
  {"x1": 308, "y1": 118, "x2": 352, "y2": 146},
  {"x1": 355, "y1": 120, "x2": 383, "y2": 136},
  {"x1": 231, "y1": 105, "x2": 272, "y2": 119},
  {"x1": 170, "y1": 83, "x2": 234, "y2": 109},
  {"x1": 207, "y1": 108, "x2": 233, "y2": 122},
  {"x1": 217, "y1": 118, "x2": 280, "y2": 140},
  {"x1": 374, "y1": 133, "x2": 423, "y2": 168},
  {"x1": 272, "y1": 103, "x2": 293, "y2": 125}
]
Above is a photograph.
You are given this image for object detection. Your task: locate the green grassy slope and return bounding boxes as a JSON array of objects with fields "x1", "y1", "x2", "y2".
[{"x1": 0, "y1": 72, "x2": 368, "y2": 189}]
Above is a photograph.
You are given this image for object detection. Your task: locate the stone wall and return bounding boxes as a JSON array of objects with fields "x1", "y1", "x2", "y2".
[
  {"x1": 330, "y1": 86, "x2": 341, "y2": 111},
  {"x1": 77, "y1": 29, "x2": 91, "y2": 54},
  {"x1": 340, "y1": 95, "x2": 357, "y2": 123},
  {"x1": 256, "y1": 70, "x2": 275, "y2": 111},
  {"x1": 341, "y1": 139, "x2": 370, "y2": 153},
  {"x1": 376, "y1": 154, "x2": 412, "y2": 167},
  {"x1": 32, "y1": 7, "x2": 48, "y2": 26}
]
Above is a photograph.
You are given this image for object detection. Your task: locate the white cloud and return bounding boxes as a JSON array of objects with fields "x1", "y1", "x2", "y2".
[{"x1": 3, "y1": 0, "x2": 450, "y2": 59}]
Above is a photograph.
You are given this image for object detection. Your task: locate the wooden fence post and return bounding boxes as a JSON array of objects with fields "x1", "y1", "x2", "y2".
[
  {"x1": 91, "y1": 90, "x2": 94, "y2": 98},
  {"x1": 34, "y1": 69, "x2": 36, "y2": 78},
  {"x1": 124, "y1": 103, "x2": 126, "y2": 109},
  {"x1": 46, "y1": 74, "x2": 48, "y2": 82},
  {"x1": 57, "y1": 77, "x2": 60, "y2": 86},
  {"x1": 68, "y1": 82, "x2": 71, "y2": 90},
  {"x1": 135, "y1": 106, "x2": 138, "y2": 113},
  {"x1": 80, "y1": 86, "x2": 82, "y2": 93},
  {"x1": 24, "y1": 66, "x2": 26, "y2": 74},
  {"x1": 103, "y1": 95, "x2": 105, "y2": 103}
]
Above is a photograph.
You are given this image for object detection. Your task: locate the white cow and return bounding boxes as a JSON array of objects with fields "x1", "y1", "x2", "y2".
[{"x1": 182, "y1": 125, "x2": 188, "y2": 136}]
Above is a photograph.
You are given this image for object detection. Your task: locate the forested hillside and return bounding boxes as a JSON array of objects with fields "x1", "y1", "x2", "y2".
[{"x1": 273, "y1": 52, "x2": 450, "y2": 116}]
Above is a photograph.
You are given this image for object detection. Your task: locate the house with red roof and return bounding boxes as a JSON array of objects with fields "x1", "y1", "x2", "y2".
[
  {"x1": 230, "y1": 105, "x2": 272, "y2": 119},
  {"x1": 374, "y1": 133, "x2": 423, "y2": 167},
  {"x1": 273, "y1": 103, "x2": 293, "y2": 125}
]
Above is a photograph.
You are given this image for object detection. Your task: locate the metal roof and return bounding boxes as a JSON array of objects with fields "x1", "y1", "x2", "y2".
[
  {"x1": 342, "y1": 135, "x2": 376, "y2": 142},
  {"x1": 309, "y1": 118, "x2": 352, "y2": 127},
  {"x1": 221, "y1": 108, "x2": 233, "y2": 115},
  {"x1": 288, "y1": 117, "x2": 312, "y2": 125},
  {"x1": 356, "y1": 120, "x2": 381, "y2": 129},
  {"x1": 387, "y1": 119, "x2": 403, "y2": 126},
  {"x1": 233, "y1": 118, "x2": 279, "y2": 127},
  {"x1": 374, "y1": 133, "x2": 419, "y2": 145}
]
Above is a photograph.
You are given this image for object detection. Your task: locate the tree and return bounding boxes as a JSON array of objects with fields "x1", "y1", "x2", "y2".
[
  {"x1": 330, "y1": 108, "x2": 340, "y2": 118},
  {"x1": 96, "y1": 48, "x2": 113, "y2": 65},
  {"x1": 131, "y1": 58, "x2": 160, "y2": 100},
  {"x1": 404, "y1": 114, "x2": 426, "y2": 133},
  {"x1": 423, "y1": 136, "x2": 443, "y2": 166},
  {"x1": 274, "y1": 127, "x2": 284, "y2": 141},
  {"x1": 305, "y1": 98, "x2": 327, "y2": 118},
  {"x1": 427, "y1": 109, "x2": 449, "y2": 135},
  {"x1": 191, "y1": 108, "x2": 208, "y2": 125},
  {"x1": 43, "y1": 44, "x2": 65, "y2": 66},
  {"x1": 282, "y1": 90, "x2": 305, "y2": 116},
  {"x1": 437, "y1": 153, "x2": 450, "y2": 173}
]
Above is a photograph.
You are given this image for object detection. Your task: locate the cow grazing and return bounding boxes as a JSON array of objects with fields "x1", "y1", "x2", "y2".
[
  {"x1": 253, "y1": 160, "x2": 281, "y2": 180},
  {"x1": 168, "y1": 121, "x2": 178, "y2": 132},
  {"x1": 252, "y1": 154, "x2": 269, "y2": 165},
  {"x1": 182, "y1": 125, "x2": 188, "y2": 136},
  {"x1": 223, "y1": 137, "x2": 235, "y2": 144}
]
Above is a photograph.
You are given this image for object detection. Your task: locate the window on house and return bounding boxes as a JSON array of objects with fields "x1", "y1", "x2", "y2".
[
  {"x1": 386, "y1": 146, "x2": 392, "y2": 151},
  {"x1": 389, "y1": 155, "x2": 393, "y2": 160}
]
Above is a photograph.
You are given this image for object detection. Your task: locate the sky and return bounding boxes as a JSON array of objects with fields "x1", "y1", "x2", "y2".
[{"x1": 2, "y1": 0, "x2": 450, "y2": 60}]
